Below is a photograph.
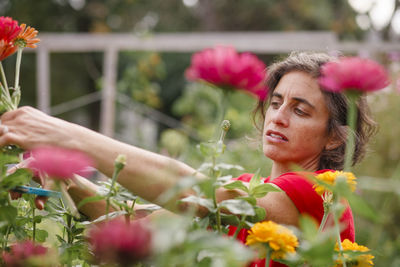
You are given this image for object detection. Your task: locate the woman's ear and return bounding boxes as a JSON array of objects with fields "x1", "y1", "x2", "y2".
[{"x1": 325, "y1": 126, "x2": 347, "y2": 151}]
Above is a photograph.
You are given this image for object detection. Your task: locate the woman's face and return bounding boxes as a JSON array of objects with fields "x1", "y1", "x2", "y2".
[{"x1": 263, "y1": 71, "x2": 332, "y2": 169}]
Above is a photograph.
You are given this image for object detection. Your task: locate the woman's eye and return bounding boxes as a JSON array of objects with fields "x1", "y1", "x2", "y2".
[
  {"x1": 294, "y1": 108, "x2": 307, "y2": 116},
  {"x1": 271, "y1": 102, "x2": 280, "y2": 109}
]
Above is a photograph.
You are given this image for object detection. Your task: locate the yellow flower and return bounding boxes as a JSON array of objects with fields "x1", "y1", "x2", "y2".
[
  {"x1": 246, "y1": 221, "x2": 298, "y2": 260},
  {"x1": 14, "y1": 24, "x2": 40, "y2": 48},
  {"x1": 314, "y1": 171, "x2": 357, "y2": 195},
  {"x1": 334, "y1": 239, "x2": 374, "y2": 267}
]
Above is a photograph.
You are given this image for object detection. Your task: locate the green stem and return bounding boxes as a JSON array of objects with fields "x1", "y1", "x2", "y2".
[
  {"x1": 213, "y1": 90, "x2": 229, "y2": 140},
  {"x1": 14, "y1": 48, "x2": 22, "y2": 92},
  {"x1": 0, "y1": 62, "x2": 14, "y2": 110},
  {"x1": 333, "y1": 200, "x2": 347, "y2": 267},
  {"x1": 265, "y1": 248, "x2": 271, "y2": 267},
  {"x1": 12, "y1": 48, "x2": 23, "y2": 108},
  {"x1": 60, "y1": 199, "x2": 66, "y2": 240},
  {"x1": 105, "y1": 165, "x2": 123, "y2": 222},
  {"x1": 233, "y1": 215, "x2": 247, "y2": 239},
  {"x1": 213, "y1": 197, "x2": 221, "y2": 233},
  {"x1": 318, "y1": 200, "x2": 331, "y2": 233},
  {"x1": 129, "y1": 198, "x2": 137, "y2": 220},
  {"x1": 343, "y1": 92, "x2": 359, "y2": 171},
  {"x1": 32, "y1": 199, "x2": 36, "y2": 243},
  {"x1": 210, "y1": 155, "x2": 222, "y2": 233},
  {"x1": 0, "y1": 61, "x2": 9, "y2": 92},
  {"x1": 66, "y1": 213, "x2": 73, "y2": 244},
  {"x1": 3, "y1": 225, "x2": 11, "y2": 249}
]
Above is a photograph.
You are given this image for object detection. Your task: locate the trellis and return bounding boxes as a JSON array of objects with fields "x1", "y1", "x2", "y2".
[{"x1": 30, "y1": 31, "x2": 398, "y2": 137}]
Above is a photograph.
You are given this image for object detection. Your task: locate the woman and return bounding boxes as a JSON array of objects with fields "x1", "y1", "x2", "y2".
[{"x1": 0, "y1": 52, "x2": 375, "y2": 266}]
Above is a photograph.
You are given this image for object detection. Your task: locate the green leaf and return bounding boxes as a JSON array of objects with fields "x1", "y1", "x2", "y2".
[
  {"x1": 215, "y1": 175, "x2": 233, "y2": 185},
  {"x1": 219, "y1": 199, "x2": 255, "y2": 216},
  {"x1": 246, "y1": 206, "x2": 266, "y2": 223},
  {"x1": 248, "y1": 169, "x2": 262, "y2": 194},
  {"x1": 215, "y1": 163, "x2": 244, "y2": 171},
  {"x1": 215, "y1": 140, "x2": 225, "y2": 155},
  {"x1": 157, "y1": 175, "x2": 199, "y2": 204},
  {"x1": 0, "y1": 205, "x2": 17, "y2": 223},
  {"x1": 77, "y1": 195, "x2": 106, "y2": 209},
  {"x1": 198, "y1": 142, "x2": 216, "y2": 158},
  {"x1": 346, "y1": 193, "x2": 379, "y2": 222},
  {"x1": 220, "y1": 213, "x2": 240, "y2": 226},
  {"x1": 0, "y1": 169, "x2": 32, "y2": 190},
  {"x1": 34, "y1": 229, "x2": 48, "y2": 243},
  {"x1": 33, "y1": 215, "x2": 43, "y2": 224},
  {"x1": 223, "y1": 180, "x2": 249, "y2": 193},
  {"x1": 236, "y1": 196, "x2": 257, "y2": 205},
  {"x1": 299, "y1": 215, "x2": 319, "y2": 241},
  {"x1": 251, "y1": 183, "x2": 282, "y2": 198},
  {"x1": 180, "y1": 195, "x2": 216, "y2": 212}
]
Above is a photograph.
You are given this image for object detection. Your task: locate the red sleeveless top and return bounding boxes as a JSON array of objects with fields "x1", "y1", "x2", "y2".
[{"x1": 227, "y1": 170, "x2": 355, "y2": 267}]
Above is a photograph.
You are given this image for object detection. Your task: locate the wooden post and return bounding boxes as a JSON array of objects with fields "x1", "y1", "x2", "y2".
[
  {"x1": 100, "y1": 47, "x2": 118, "y2": 137},
  {"x1": 36, "y1": 47, "x2": 50, "y2": 113}
]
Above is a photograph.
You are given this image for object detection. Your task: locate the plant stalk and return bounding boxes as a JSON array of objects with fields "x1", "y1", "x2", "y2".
[
  {"x1": 333, "y1": 200, "x2": 347, "y2": 267},
  {"x1": 343, "y1": 92, "x2": 359, "y2": 171},
  {"x1": 0, "y1": 62, "x2": 14, "y2": 110},
  {"x1": 233, "y1": 215, "x2": 247, "y2": 239}
]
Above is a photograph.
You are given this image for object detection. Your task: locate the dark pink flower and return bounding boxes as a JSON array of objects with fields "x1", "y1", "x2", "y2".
[
  {"x1": 185, "y1": 46, "x2": 268, "y2": 100},
  {"x1": 2, "y1": 240, "x2": 48, "y2": 267},
  {"x1": 319, "y1": 57, "x2": 390, "y2": 93},
  {"x1": 27, "y1": 146, "x2": 94, "y2": 180},
  {"x1": 88, "y1": 219, "x2": 152, "y2": 266},
  {"x1": 0, "y1": 16, "x2": 21, "y2": 61}
]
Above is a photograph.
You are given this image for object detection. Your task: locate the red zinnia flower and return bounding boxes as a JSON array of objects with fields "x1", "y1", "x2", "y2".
[
  {"x1": 319, "y1": 57, "x2": 390, "y2": 93},
  {"x1": 88, "y1": 219, "x2": 152, "y2": 266},
  {"x1": 185, "y1": 45, "x2": 268, "y2": 100},
  {"x1": 0, "y1": 16, "x2": 21, "y2": 61},
  {"x1": 27, "y1": 146, "x2": 94, "y2": 180},
  {"x1": 2, "y1": 240, "x2": 48, "y2": 267}
]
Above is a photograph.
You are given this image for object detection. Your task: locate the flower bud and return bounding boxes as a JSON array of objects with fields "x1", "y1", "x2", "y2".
[
  {"x1": 221, "y1": 120, "x2": 231, "y2": 132},
  {"x1": 114, "y1": 154, "x2": 127, "y2": 172}
]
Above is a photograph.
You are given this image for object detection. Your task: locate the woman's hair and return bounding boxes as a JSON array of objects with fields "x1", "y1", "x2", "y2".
[{"x1": 253, "y1": 52, "x2": 377, "y2": 170}]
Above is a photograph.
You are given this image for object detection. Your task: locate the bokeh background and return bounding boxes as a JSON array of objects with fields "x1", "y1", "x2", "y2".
[{"x1": 2, "y1": 0, "x2": 400, "y2": 265}]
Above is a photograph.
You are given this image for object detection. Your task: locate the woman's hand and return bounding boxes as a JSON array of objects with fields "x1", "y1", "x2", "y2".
[{"x1": 0, "y1": 106, "x2": 78, "y2": 150}]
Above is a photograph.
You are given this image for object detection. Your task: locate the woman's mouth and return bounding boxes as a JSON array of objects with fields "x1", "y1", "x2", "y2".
[{"x1": 266, "y1": 130, "x2": 288, "y2": 143}]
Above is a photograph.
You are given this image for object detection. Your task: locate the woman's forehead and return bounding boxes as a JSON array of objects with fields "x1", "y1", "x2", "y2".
[{"x1": 273, "y1": 71, "x2": 324, "y2": 103}]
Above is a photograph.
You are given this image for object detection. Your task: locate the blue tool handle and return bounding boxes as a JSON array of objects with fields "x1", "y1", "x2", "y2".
[{"x1": 13, "y1": 186, "x2": 62, "y2": 198}]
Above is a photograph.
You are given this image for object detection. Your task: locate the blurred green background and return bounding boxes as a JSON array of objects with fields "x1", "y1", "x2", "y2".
[{"x1": 2, "y1": 0, "x2": 400, "y2": 265}]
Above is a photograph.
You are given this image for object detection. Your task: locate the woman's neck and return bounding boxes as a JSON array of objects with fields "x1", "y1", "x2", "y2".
[
  {"x1": 270, "y1": 163, "x2": 291, "y2": 180},
  {"x1": 270, "y1": 160, "x2": 319, "y2": 180}
]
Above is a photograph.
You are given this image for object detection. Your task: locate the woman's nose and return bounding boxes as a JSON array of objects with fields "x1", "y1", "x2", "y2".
[{"x1": 271, "y1": 106, "x2": 289, "y2": 127}]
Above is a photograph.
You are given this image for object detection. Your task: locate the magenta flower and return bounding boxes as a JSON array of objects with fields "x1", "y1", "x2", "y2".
[
  {"x1": 88, "y1": 219, "x2": 152, "y2": 266},
  {"x1": 319, "y1": 57, "x2": 390, "y2": 93},
  {"x1": 0, "y1": 16, "x2": 21, "y2": 61},
  {"x1": 2, "y1": 240, "x2": 48, "y2": 267},
  {"x1": 185, "y1": 46, "x2": 268, "y2": 100},
  {"x1": 27, "y1": 146, "x2": 94, "y2": 180}
]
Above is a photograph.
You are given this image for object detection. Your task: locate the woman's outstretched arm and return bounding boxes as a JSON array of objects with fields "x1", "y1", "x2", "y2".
[
  {"x1": 0, "y1": 106, "x2": 202, "y2": 205},
  {"x1": 0, "y1": 106, "x2": 299, "y2": 225}
]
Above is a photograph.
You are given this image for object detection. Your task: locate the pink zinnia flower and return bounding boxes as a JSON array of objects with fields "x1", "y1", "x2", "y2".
[
  {"x1": 0, "y1": 16, "x2": 21, "y2": 61},
  {"x1": 2, "y1": 240, "x2": 48, "y2": 267},
  {"x1": 88, "y1": 219, "x2": 152, "y2": 266},
  {"x1": 27, "y1": 146, "x2": 94, "y2": 180},
  {"x1": 319, "y1": 57, "x2": 390, "y2": 93},
  {"x1": 185, "y1": 46, "x2": 269, "y2": 100}
]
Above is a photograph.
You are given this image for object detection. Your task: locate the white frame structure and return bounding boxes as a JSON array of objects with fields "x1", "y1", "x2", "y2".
[{"x1": 30, "y1": 31, "x2": 398, "y2": 137}]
